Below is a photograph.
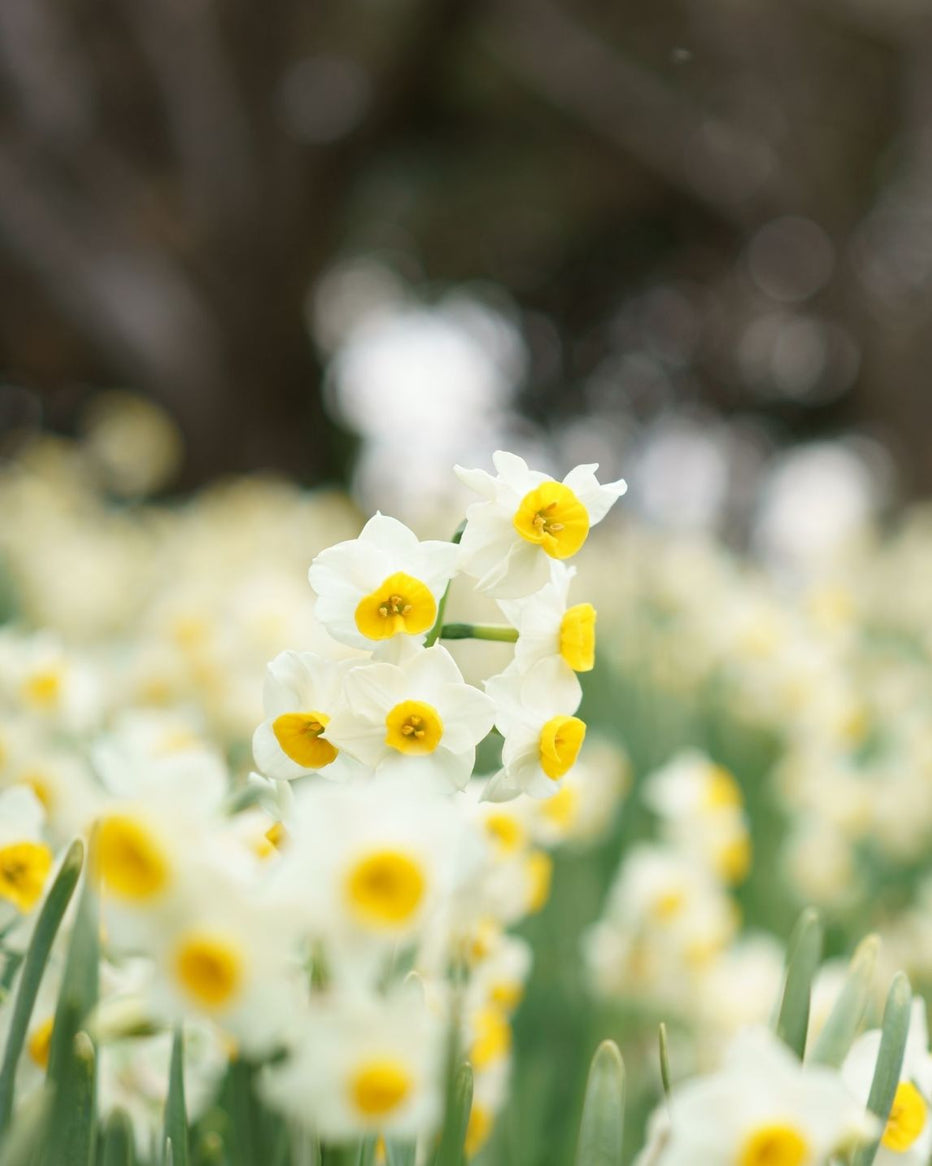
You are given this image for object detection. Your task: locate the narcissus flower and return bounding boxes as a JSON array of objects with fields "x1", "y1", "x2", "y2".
[
  {"x1": 278, "y1": 774, "x2": 483, "y2": 949},
  {"x1": 262, "y1": 986, "x2": 445, "y2": 1140},
  {"x1": 843, "y1": 1000, "x2": 932, "y2": 1166},
  {"x1": 308, "y1": 515, "x2": 459, "y2": 649},
  {"x1": 455, "y1": 452, "x2": 626, "y2": 598},
  {"x1": 0, "y1": 786, "x2": 54, "y2": 926},
  {"x1": 640, "y1": 1026, "x2": 875, "y2": 1166},
  {"x1": 498, "y1": 563, "x2": 597, "y2": 675},
  {"x1": 252, "y1": 651, "x2": 364, "y2": 782},
  {"x1": 483, "y1": 659, "x2": 585, "y2": 799},
  {"x1": 325, "y1": 645, "x2": 494, "y2": 789}
]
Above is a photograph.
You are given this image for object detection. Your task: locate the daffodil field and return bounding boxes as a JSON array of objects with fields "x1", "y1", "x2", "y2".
[{"x1": 3, "y1": 427, "x2": 932, "y2": 1166}]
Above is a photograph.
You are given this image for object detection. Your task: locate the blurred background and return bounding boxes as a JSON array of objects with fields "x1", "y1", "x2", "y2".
[{"x1": 2, "y1": 0, "x2": 931, "y2": 539}]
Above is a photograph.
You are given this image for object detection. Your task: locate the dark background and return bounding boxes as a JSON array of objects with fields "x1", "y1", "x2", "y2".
[{"x1": 2, "y1": 0, "x2": 931, "y2": 493}]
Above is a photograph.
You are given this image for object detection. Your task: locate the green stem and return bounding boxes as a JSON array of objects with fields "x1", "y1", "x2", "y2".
[
  {"x1": 439, "y1": 623, "x2": 518, "y2": 643},
  {"x1": 424, "y1": 523, "x2": 465, "y2": 648}
]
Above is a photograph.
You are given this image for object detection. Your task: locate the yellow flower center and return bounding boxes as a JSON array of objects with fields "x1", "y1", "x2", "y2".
[
  {"x1": 652, "y1": 888, "x2": 685, "y2": 921},
  {"x1": 470, "y1": 1006, "x2": 512, "y2": 1070},
  {"x1": 351, "y1": 1058, "x2": 412, "y2": 1118},
  {"x1": 484, "y1": 812, "x2": 526, "y2": 855},
  {"x1": 95, "y1": 815, "x2": 169, "y2": 902},
  {"x1": 718, "y1": 834, "x2": 752, "y2": 884},
  {"x1": 346, "y1": 849, "x2": 426, "y2": 928},
  {"x1": 884, "y1": 1081, "x2": 928, "y2": 1151},
  {"x1": 465, "y1": 1105, "x2": 493, "y2": 1158},
  {"x1": 513, "y1": 482, "x2": 590, "y2": 559},
  {"x1": 355, "y1": 573, "x2": 436, "y2": 641},
  {"x1": 739, "y1": 1123, "x2": 809, "y2": 1166},
  {"x1": 384, "y1": 701, "x2": 444, "y2": 755},
  {"x1": 525, "y1": 850, "x2": 553, "y2": 913},
  {"x1": 559, "y1": 604, "x2": 597, "y2": 672},
  {"x1": 538, "y1": 715, "x2": 586, "y2": 780},
  {"x1": 704, "y1": 765, "x2": 742, "y2": 810},
  {"x1": 21, "y1": 669, "x2": 62, "y2": 710},
  {"x1": 174, "y1": 934, "x2": 244, "y2": 1009},
  {"x1": 490, "y1": 980, "x2": 524, "y2": 1011},
  {"x1": 540, "y1": 785, "x2": 578, "y2": 831},
  {"x1": 0, "y1": 842, "x2": 53, "y2": 912},
  {"x1": 272, "y1": 711, "x2": 338, "y2": 769},
  {"x1": 27, "y1": 1017, "x2": 54, "y2": 1070}
]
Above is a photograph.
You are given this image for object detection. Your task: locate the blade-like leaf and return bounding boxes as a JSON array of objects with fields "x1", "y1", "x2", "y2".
[
  {"x1": 101, "y1": 1109, "x2": 136, "y2": 1166},
  {"x1": 774, "y1": 908, "x2": 823, "y2": 1059},
  {"x1": 574, "y1": 1041, "x2": 626, "y2": 1166},
  {"x1": 809, "y1": 935, "x2": 879, "y2": 1068},
  {"x1": 384, "y1": 1142, "x2": 416, "y2": 1166},
  {"x1": 658, "y1": 1024, "x2": 672, "y2": 1101},
  {"x1": 432, "y1": 1062, "x2": 473, "y2": 1166},
  {"x1": 163, "y1": 1027, "x2": 189, "y2": 1166},
  {"x1": 852, "y1": 973, "x2": 912, "y2": 1166},
  {"x1": 0, "y1": 838, "x2": 83, "y2": 1135}
]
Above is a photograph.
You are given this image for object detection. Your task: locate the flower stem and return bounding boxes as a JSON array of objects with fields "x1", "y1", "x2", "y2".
[
  {"x1": 425, "y1": 521, "x2": 466, "y2": 647},
  {"x1": 440, "y1": 623, "x2": 518, "y2": 643}
]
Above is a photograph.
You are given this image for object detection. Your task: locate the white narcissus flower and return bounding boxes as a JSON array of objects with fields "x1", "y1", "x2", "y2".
[
  {"x1": 325, "y1": 645, "x2": 494, "y2": 789},
  {"x1": 483, "y1": 659, "x2": 585, "y2": 800},
  {"x1": 252, "y1": 651, "x2": 365, "y2": 782},
  {"x1": 498, "y1": 563, "x2": 597, "y2": 675},
  {"x1": 0, "y1": 786, "x2": 54, "y2": 929},
  {"x1": 277, "y1": 774, "x2": 484, "y2": 950},
  {"x1": 145, "y1": 869, "x2": 304, "y2": 1056},
  {"x1": 454, "y1": 451, "x2": 626, "y2": 598},
  {"x1": 843, "y1": 1000, "x2": 932, "y2": 1166},
  {"x1": 308, "y1": 514, "x2": 459, "y2": 650},
  {"x1": 261, "y1": 985, "x2": 445, "y2": 1141},
  {"x1": 640, "y1": 1025, "x2": 876, "y2": 1166}
]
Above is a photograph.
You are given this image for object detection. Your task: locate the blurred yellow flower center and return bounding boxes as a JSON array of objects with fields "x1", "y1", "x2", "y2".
[
  {"x1": 538, "y1": 715, "x2": 586, "y2": 780},
  {"x1": 525, "y1": 850, "x2": 553, "y2": 913},
  {"x1": 351, "y1": 1058, "x2": 412, "y2": 1118},
  {"x1": 513, "y1": 483, "x2": 589, "y2": 559},
  {"x1": 559, "y1": 603, "x2": 596, "y2": 671},
  {"x1": 22, "y1": 669, "x2": 62, "y2": 710},
  {"x1": 355, "y1": 573, "x2": 436, "y2": 640},
  {"x1": 273, "y1": 711, "x2": 338, "y2": 768},
  {"x1": 718, "y1": 835, "x2": 752, "y2": 884},
  {"x1": 883, "y1": 1081, "x2": 927, "y2": 1151},
  {"x1": 491, "y1": 980, "x2": 524, "y2": 1011},
  {"x1": 27, "y1": 1017, "x2": 54, "y2": 1069},
  {"x1": 704, "y1": 765, "x2": 742, "y2": 810},
  {"x1": 739, "y1": 1124, "x2": 808, "y2": 1166},
  {"x1": 346, "y1": 849, "x2": 426, "y2": 927},
  {"x1": 652, "y1": 888, "x2": 685, "y2": 921},
  {"x1": 541, "y1": 785, "x2": 578, "y2": 830},
  {"x1": 174, "y1": 934, "x2": 243, "y2": 1009},
  {"x1": 0, "y1": 842, "x2": 53, "y2": 912},
  {"x1": 470, "y1": 1006, "x2": 512, "y2": 1070},
  {"x1": 385, "y1": 701, "x2": 444, "y2": 755},
  {"x1": 484, "y1": 812, "x2": 525, "y2": 854},
  {"x1": 465, "y1": 1104, "x2": 493, "y2": 1158},
  {"x1": 95, "y1": 815, "x2": 169, "y2": 901}
]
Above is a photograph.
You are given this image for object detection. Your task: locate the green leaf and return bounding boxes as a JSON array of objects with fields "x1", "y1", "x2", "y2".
[
  {"x1": 573, "y1": 1041, "x2": 625, "y2": 1166},
  {"x1": 852, "y1": 973, "x2": 912, "y2": 1166},
  {"x1": 0, "y1": 1085, "x2": 51, "y2": 1166},
  {"x1": 101, "y1": 1109, "x2": 136, "y2": 1166},
  {"x1": 43, "y1": 869, "x2": 100, "y2": 1166},
  {"x1": 773, "y1": 908, "x2": 823, "y2": 1059},
  {"x1": 163, "y1": 1027, "x2": 189, "y2": 1166},
  {"x1": 432, "y1": 1061, "x2": 473, "y2": 1166},
  {"x1": 658, "y1": 1023, "x2": 672, "y2": 1101},
  {"x1": 0, "y1": 838, "x2": 83, "y2": 1137},
  {"x1": 384, "y1": 1142, "x2": 416, "y2": 1166},
  {"x1": 809, "y1": 934, "x2": 879, "y2": 1068}
]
